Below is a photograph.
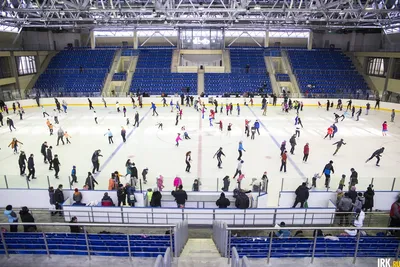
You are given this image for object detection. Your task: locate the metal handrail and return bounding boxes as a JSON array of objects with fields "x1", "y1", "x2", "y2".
[{"x1": 0, "y1": 222, "x2": 174, "y2": 227}]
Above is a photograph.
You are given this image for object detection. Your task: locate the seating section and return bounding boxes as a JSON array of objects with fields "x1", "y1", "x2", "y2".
[
  {"x1": 231, "y1": 236, "x2": 399, "y2": 258},
  {"x1": 121, "y1": 49, "x2": 140, "y2": 57},
  {"x1": 205, "y1": 48, "x2": 271, "y2": 95},
  {"x1": 112, "y1": 72, "x2": 127, "y2": 81},
  {"x1": 130, "y1": 49, "x2": 197, "y2": 95},
  {"x1": 2, "y1": 232, "x2": 172, "y2": 258},
  {"x1": 287, "y1": 50, "x2": 369, "y2": 94},
  {"x1": 34, "y1": 49, "x2": 115, "y2": 95}
]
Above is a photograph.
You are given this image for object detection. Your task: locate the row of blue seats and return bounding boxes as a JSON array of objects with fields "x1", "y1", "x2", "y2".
[
  {"x1": 3, "y1": 250, "x2": 162, "y2": 257},
  {"x1": 7, "y1": 244, "x2": 169, "y2": 252},
  {"x1": 276, "y1": 73, "x2": 290, "y2": 81},
  {"x1": 112, "y1": 72, "x2": 127, "y2": 81}
]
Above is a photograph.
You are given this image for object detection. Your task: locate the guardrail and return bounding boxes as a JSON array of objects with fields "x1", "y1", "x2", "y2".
[
  {"x1": 153, "y1": 247, "x2": 172, "y2": 267},
  {"x1": 218, "y1": 225, "x2": 400, "y2": 265}
]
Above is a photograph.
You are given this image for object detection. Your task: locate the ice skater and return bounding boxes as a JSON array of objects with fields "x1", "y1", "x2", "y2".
[
  {"x1": 213, "y1": 147, "x2": 225, "y2": 168},
  {"x1": 91, "y1": 149, "x2": 103, "y2": 174},
  {"x1": 71, "y1": 166, "x2": 78, "y2": 185},
  {"x1": 237, "y1": 141, "x2": 246, "y2": 160},
  {"x1": 93, "y1": 111, "x2": 98, "y2": 124},
  {"x1": 47, "y1": 146, "x2": 53, "y2": 170},
  {"x1": 244, "y1": 119, "x2": 251, "y2": 137},
  {"x1": 8, "y1": 138, "x2": 23, "y2": 154},
  {"x1": 6, "y1": 117, "x2": 16, "y2": 132},
  {"x1": 326, "y1": 100, "x2": 330, "y2": 111},
  {"x1": 391, "y1": 109, "x2": 395, "y2": 122},
  {"x1": 332, "y1": 139, "x2": 346, "y2": 156},
  {"x1": 175, "y1": 111, "x2": 180, "y2": 126},
  {"x1": 237, "y1": 104, "x2": 240, "y2": 116},
  {"x1": 322, "y1": 160, "x2": 334, "y2": 188},
  {"x1": 303, "y1": 143, "x2": 309, "y2": 162},
  {"x1": 18, "y1": 151, "x2": 27, "y2": 176},
  {"x1": 280, "y1": 151, "x2": 287, "y2": 172},
  {"x1": 365, "y1": 147, "x2": 384, "y2": 166},
  {"x1": 151, "y1": 102, "x2": 158, "y2": 116},
  {"x1": 53, "y1": 109, "x2": 59, "y2": 124},
  {"x1": 254, "y1": 120, "x2": 260, "y2": 135},
  {"x1": 382, "y1": 121, "x2": 388, "y2": 136},
  {"x1": 251, "y1": 126, "x2": 256, "y2": 140},
  {"x1": 175, "y1": 133, "x2": 182, "y2": 147},
  {"x1": 41, "y1": 142, "x2": 48, "y2": 163},
  {"x1": 123, "y1": 106, "x2": 127, "y2": 117},
  {"x1": 346, "y1": 100, "x2": 352, "y2": 110},
  {"x1": 162, "y1": 97, "x2": 167, "y2": 107},
  {"x1": 331, "y1": 124, "x2": 338, "y2": 138},
  {"x1": 102, "y1": 97, "x2": 107, "y2": 108},
  {"x1": 53, "y1": 155, "x2": 61, "y2": 179},
  {"x1": 227, "y1": 123, "x2": 232, "y2": 136},
  {"x1": 216, "y1": 120, "x2": 223, "y2": 131},
  {"x1": 183, "y1": 131, "x2": 191, "y2": 139},
  {"x1": 334, "y1": 113, "x2": 345, "y2": 123},
  {"x1": 126, "y1": 118, "x2": 130, "y2": 126},
  {"x1": 88, "y1": 98, "x2": 94, "y2": 110},
  {"x1": 351, "y1": 106, "x2": 355, "y2": 117},
  {"x1": 280, "y1": 140, "x2": 286, "y2": 156},
  {"x1": 324, "y1": 126, "x2": 333, "y2": 140},
  {"x1": 121, "y1": 126, "x2": 126, "y2": 142},
  {"x1": 156, "y1": 122, "x2": 163, "y2": 130},
  {"x1": 134, "y1": 112, "x2": 139, "y2": 127},
  {"x1": 104, "y1": 129, "x2": 114, "y2": 144},
  {"x1": 62, "y1": 100, "x2": 68, "y2": 113},
  {"x1": 366, "y1": 102, "x2": 370, "y2": 115},
  {"x1": 289, "y1": 134, "x2": 296, "y2": 155},
  {"x1": 27, "y1": 154, "x2": 36, "y2": 181},
  {"x1": 201, "y1": 105, "x2": 206, "y2": 119},
  {"x1": 233, "y1": 160, "x2": 244, "y2": 179},
  {"x1": 311, "y1": 173, "x2": 321, "y2": 188},
  {"x1": 295, "y1": 124, "x2": 301, "y2": 138},
  {"x1": 209, "y1": 113, "x2": 214, "y2": 127},
  {"x1": 18, "y1": 109, "x2": 23, "y2": 120},
  {"x1": 179, "y1": 109, "x2": 183, "y2": 120},
  {"x1": 356, "y1": 107, "x2": 362, "y2": 121},
  {"x1": 142, "y1": 168, "x2": 148, "y2": 184},
  {"x1": 64, "y1": 131, "x2": 71, "y2": 144},
  {"x1": 185, "y1": 151, "x2": 192, "y2": 172}
]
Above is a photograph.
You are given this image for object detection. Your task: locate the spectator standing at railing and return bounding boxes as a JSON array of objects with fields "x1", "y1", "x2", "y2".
[
  {"x1": 19, "y1": 207, "x2": 36, "y2": 232},
  {"x1": 4, "y1": 205, "x2": 18, "y2": 232},
  {"x1": 171, "y1": 185, "x2": 187, "y2": 208},
  {"x1": 69, "y1": 216, "x2": 84, "y2": 233},
  {"x1": 126, "y1": 183, "x2": 136, "y2": 206},
  {"x1": 292, "y1": 182, "x2": 309, "y2": 208},
  {"x1": 73, "y1": 188, "x2": 82, "y2": 204},
  {"x1": 85, "y1": 172, "x2": 98, "y2": 190},
  {"x1": 363, "y1": 185, "x2": 374, "y2": 212},
  {"x1": 117, "y1": 184, "x2": 127, "y2": 207},
  {"x1": 338, "y1": 193, "x2": 353, "y2": 226},
  {"x1": 348, "y1": 186, "x2": 358, "y2": 204},
  {"x1": 54, "y1": 184, "x2": 64, "y2": 216},
  {"x1": 150, "y1": 188, "x2": 161, "y2": 207}
]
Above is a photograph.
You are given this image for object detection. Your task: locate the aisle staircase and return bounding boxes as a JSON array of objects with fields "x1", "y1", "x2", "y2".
[
  {"x1": 281, "y1": 50, "x2": 301, "y2": 95},
  {"x1": 177, "y1": 238, "x2": 228, "y2": 267},
  {"x1": 346, "y1": 52, "x2": 377, "y2": 93},
  {"x1": 123, "y1": 56, "x2": 138, "y2": 93},
  {"x1": 102, "y1": 49, "x2": 122, "y2": 95},
  {"x1": 264, "y1": 56, "x2": 279, "y2": 95}
]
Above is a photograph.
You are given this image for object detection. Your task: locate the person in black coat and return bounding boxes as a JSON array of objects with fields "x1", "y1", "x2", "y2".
[
  {"x1": 27, "y1": 154, "x2": 36, "y2": 181},
  {"x1": 130, "y1": 163, "x2": 138, "y2": 180},
  {"x1": 54, "y1": 184, "x2": 64, "y2": 216},
  {"x1": 41, "y1": 142, "x2": 48, "y2": 163},
  {"x1": 292, "y1": 182, "x2": 309, "y2": 208},
  {"x1": 234, "y1": 191, "x2": 250, "y2": 209},
  {"x1": 171, "y1": 185, "x2": 187, "y2": 208},
  {"x1": 350, "y1": 168, "x2": 358, "y2": 186},
  {"x1": 364, "y1": 185, "x2": 375, "y2": 212},
  {"x1": 216, "y1": 192, "x2": 231, "y2": 208},
  {"x1": 18, "y1": 151, "x2": 27, "y2": 176},
  {"x1": 52, "y1": 154, "x2": 61, "y2": 179},
  {"x1": 47, "y1": 146, "x2": 53, "y2": 170},
  {"x1": 150, "y1": 189, "x2": 162, "y2": 207},
  {"x1": 348, "y1": 186, "x2": 358, "y2": 204},
  {"x1": 365, "y1": 147, "x2": 385, "y2": 166},
  {"x1": 289, "y1": 134, "x2": 296, "y2": 155},
  {"x1": 69, "y1": 216, "x2": 83, "y2": 233},
  {"x1": 117, "y1": 184, "x2": 126, "y2": 206},
  {"x1": 85, "y1": 172, "x2": 98, "y2": 190},
  {"x1": 222, "y1": 176, "x2": 230, "y2": 192},
  {"x1": 0, "y1": 111, "x2": 3, "y2": 126},
  {"x1": 19, "y1": 207, "x2": 37, "y2": 232},
  {"x1": 91, "y1": 150, "x2": 103, "y2": 174}
]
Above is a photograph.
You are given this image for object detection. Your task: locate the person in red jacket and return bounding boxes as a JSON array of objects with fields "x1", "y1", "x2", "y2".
[
  {"x1": 382, "y1": 121, "x2": 388, "y2": 136},
  {"x1": 324, "y1": 126, "x2": 333, "y2": 140},
  {"x1": 303, "y1": 143, "x2": 309, "y2": 162},
  {"x1": 280, "y1": 151, "x2": 288, "y2": 172}
]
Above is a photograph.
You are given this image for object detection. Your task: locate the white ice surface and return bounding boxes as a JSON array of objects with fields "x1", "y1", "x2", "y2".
[{"x1": 0, "y1": 102, "x2": 399, "y2": 206}]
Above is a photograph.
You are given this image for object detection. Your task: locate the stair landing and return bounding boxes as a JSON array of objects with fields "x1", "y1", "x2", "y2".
[{"x1": 178, "y1": 238, "x2": 228, "y2": 267}]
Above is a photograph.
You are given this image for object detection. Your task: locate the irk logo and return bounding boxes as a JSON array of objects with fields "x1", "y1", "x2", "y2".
[{"x1": 378, "y1": 258, "x2": 400, "y2": 267}]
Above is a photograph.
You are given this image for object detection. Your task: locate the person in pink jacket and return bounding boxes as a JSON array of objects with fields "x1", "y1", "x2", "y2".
[
  {"x1": 173, "y1": 176, "x2": 182, "y2": 189},
  {"x1": 157, "y1": 175, "x2": 164, "y2": 191},
  {"x1": 176, "y1": 133, "x2": 182, "y2": 147}
]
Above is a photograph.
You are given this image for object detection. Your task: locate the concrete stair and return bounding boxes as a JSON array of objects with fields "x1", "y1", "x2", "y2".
[
  {"x1": 281, "y1": 50, "x2": 301, "y2": 96},
  {"x1": 346, "y1": 52, "x2": 378, "y2": 93},
  {"x1": 222, "y1": 50, "x2": 231, "y2": 73},
  {"x1": 123, "y1": 56, "x2": 138, "y2": 93},
  {"x1": 102, "y1": 49, "x2": 122, "y2": 95},
  {"x1": 171, "y1": 49, "x2": 179, "y2": 73},
  {"x1": 264, "y1": 56, "x2": 280, "y2": 95},
  {"x1": 177, "y1": 238, "x2": 228, "y2": 267}
]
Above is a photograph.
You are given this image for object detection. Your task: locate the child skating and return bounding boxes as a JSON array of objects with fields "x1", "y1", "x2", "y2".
[
  {"x1": 382, "y1": 121, "x2": 388, "y2": 136},
  {"x1": 175, "y1": 133, "x2": 182, "y2": 147}
]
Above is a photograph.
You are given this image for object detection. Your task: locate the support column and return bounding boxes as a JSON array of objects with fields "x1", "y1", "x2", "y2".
[
  {"x1": 90, "y1": 31, "x2": 95, "y2": 49},
  {"x1": 383, "y1": 57, "x2": 395, "y2": 98},
  {"x1": 177, "y1": 28, "x2": 181, "y2": 50},
  {"x1": 264, "y1": 31, "x2": 269, "y2": 48},
  {"x1": 47, "y1": 31, "x2": 55, "y2": 50},
  {"x1": 307, "y1": 31, "x2": 313, "y2": 50},
  {"x1": 133, "y1": 30, "x2": 138, "y2": 49}
]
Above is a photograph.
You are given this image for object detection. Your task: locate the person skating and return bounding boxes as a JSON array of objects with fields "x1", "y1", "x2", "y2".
[
  {"x1": 236, "y1": 103, "x2": 240, "y2": 116},
  {"x1": 303, "y1": 143, "x2": 309, "y2": 162},
  {"x1": 226, "y1": 123, "x2": 233, "y2": 136},
  {"x1": 356, "y1": 107, "x2": 362, "y2": 121},
  {"x1": 254, "y1": 120, "x2": 260, "y2": 135},
  {"x1": 366, "y1": 102, "x2": 370, "y2": 115},
  {"x1": 237, "y1": 141, "x2": 246, "y2": 160},
  {"x1": 365, "y1": 147, "x2": 385, "y2": 166},
  {"x1": 123, "y1": 106, "x2": 127, "y2": 117},
  {"x1": 6, "y1": 117, "x2": 16, "y2": 132},
  {"x1": 42, "y1": 106, "x2": 49, "y2": 117},
  {"x1": 0, "y1": 111, "x2": 3, "y2": 127},
  {"x1": 324, "y1": 126, "x2": 333, "y2": 140},
  {"x1": 91, "y1": 149, "x2": 103, "y2": 174},
  {"x1": 250, "y1": 126, "x2": 256, "y2": 140},
  {"x1": 93, "y1": 111, "x2": 98, "y2": 124},
  {"x1": 244, "y1": 119, "x2": 251, "y2": 137},
  {"x1": 88, "y1": 98, "x2": 94, "y2": 110},
  {"x1": 183, "y1": 131, "x2": 191, "y2": 140},
  {"x1": 351, "y1": 106, "x2": 355, "y2": 117},
  {"x1": 185, "y1": 151, "x2": 192, "y2": 173},
  {"x1": 326, "y1": 100, "x2": 330, "y2": 111},
  {"x1": 18, "y1": 151, "x2": 27, "y2": 176},
  {"x1": 134, "y1": 111, "x2": 139, "y2": 127},
  {"x1": 214, "y1": 147, "x2": 225, "y2": 168},
  {"x1": 12, "y1": 102, "x2": 16, "y2": 114},
  {"x1": 64, "y1": 131, "x2": 71, "y2": 144},
  {"x1": 349, "y1": 168, "x2": 358, "y2": 187},
  {"x1": 311, "y1": 173, "x2": 321, "y2": 188},
  {"x1": 333, "y1": 139, "x2": 346, "y2": 156},
  {"x1": 41, "y1": 142, "x2": 48, "y2": 163},
  {"x1": 375, "y1": 97, "x2": 380, "y2": 109},
  {"x1": 104, "y1": 129, "x2": 113, "y2": 144},
  {"x1": 295, "y1": 124, "x2": 301, "y2": 138},
  {"x1": 331, "y1": 123, "x2": 338, "y2": 138},
  {"x1": 280, "y1": 151, "x2": 287, "y2": 173},
  {"x1": 346, "y1": 99, "x2": 352, "y2": 110},
  {"x1": 175, "y1": 110, "x2": 179, "y2": 126},
  {"x1": 382, "y1": 121, "x2": 388, "y2": 136},
  {"x1": 233, "y1": 160, "x2": 244, "y2": 179},
  {"x1": 142, "y1": 168, "x2": 148, "y2": 184},
  {"x1": 8, "y1": 138, "x2": 23, "y2": 154},
  {"x1": 280, "y1": 140, "x2": 286, "y2": 156},
  {"x1": 179, "y1": 109, "x2": 183, "y2": 120},
  {"x1": 322, "y1": 160, "x2": 334, "y2": 188},
  {"x1": 289, "y1": 134, "x2": 296, "y2": 155},
  {"x1": 121, "y1": 126, "x2": 126, "y2": 142},
  {"x1": 175, "y1": 133, "x2": 182, "y2": 147},
  {"x1": 47, "y1": 146, "x2": 53, "y2": 170},
  {"x1": 156, "y1": 122, "x2": 163, "y2": 130},
  {"x1": 53, "y1": 155, "x2": 61, "y2": 179},
  {"x1": 391, "y1": 109, "x2": 395, "y2": 122},
  {"x1": 53, "y1": 109, "x2": 59, "y2": 124},
  {"x1": 131, "y1": 96, "x2": 137, "y2": 109},
  {"x1": 85, "y1": 172, "x2": 98, "y2": 190},
  {"x1": 18, "y1": 109, "x2": 23, "y2": 120},
  {"x1": 334, "y1": 113, "x2": 345, "y2": 123},
  {"x1": 116, "y1": 101, "x2": 120, "y2": 113},
  {"x1": 27, "y1": 154, "x2": 36, "y2": 181},
  {"x1": 151, "y1": 102, "x2": 159, "y2": 116},
  {"x1": 56, "y1": 127, "x2": 65, "y2": 146},
  {"x1": 102, "y1": 97, "x2": 107, "y2": 108},
  {"x1": 71, "y1": 166, "x2": 78, "y2": 185}
]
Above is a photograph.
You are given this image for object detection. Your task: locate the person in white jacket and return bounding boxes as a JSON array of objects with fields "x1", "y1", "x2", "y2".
[{"x1": 344, "y1": 208, "x2": 365, "y2": 236}]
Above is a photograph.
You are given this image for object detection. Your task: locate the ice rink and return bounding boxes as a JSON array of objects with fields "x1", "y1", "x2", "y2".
[{"x1": 1, "y1": 100, "x2": 399, "y2": 206}]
